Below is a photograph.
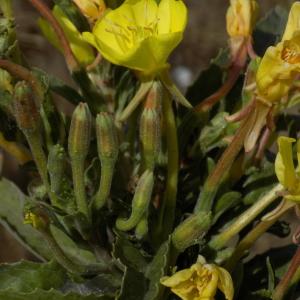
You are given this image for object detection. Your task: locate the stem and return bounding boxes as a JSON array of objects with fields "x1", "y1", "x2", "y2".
[
  {"x1": 273, "y1": 247, "x2": 300, "y2": 300},
  {"x1": 226, "y1": 200, "x2": 293, "y2": 271},
  {"x1": 0, "y1": 59, "x2": 43, "y2": 99},
  {"x1": 94, "y1": 161, "x2": 115, "y2": 210},
  {"x1": 194, "y1": 105, "x2": 255, "y2": 213},
  {"x1": 194, "y1": 41, "x2": 248, "y2": 113},
  {"x1": 26, "y1": 0, "x2": 78, "y2": 71},
  {"x1": 157, "y1": 93, "x2": 179, "y2": 241},
  {"x1": 209, "y1": 184, "x2": 283, "y2": 250},
  {"x1": 71, "y1": 158, "x2": 90, "y2": 220}
]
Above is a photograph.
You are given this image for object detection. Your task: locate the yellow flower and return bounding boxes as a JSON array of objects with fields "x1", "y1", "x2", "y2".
[
  {"x1": 73, "y1": 0, "x2": 106, "y2": 22},
  {"x1": 38, "y1": 5, "x2": 95, "y2": 66},
  {"x1": 226, "y1": 0, "x2": 259, "y2": 37},
  {"x1": 82, "y1": 0, "x2": 187, "y2": 76},
  {"x1": 275, "y1": 136, "x2": 300, "y2": 202},
  {"x1": 160, "y1": 258, "x2": 234, "y2": 300},
  {"x1": 256, "y1": 2, "x2": 300, "y2": 102}
]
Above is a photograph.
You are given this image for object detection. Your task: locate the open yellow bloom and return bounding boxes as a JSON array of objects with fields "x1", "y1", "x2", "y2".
[
  {"x1": 256, "y1": 2, "x2": 300, "y2": 102},
  {"x1": 38, "y1": 5, "x2": 95, "y2": 66},
  {"x1": 160, "y1": 258, "x2": 234, "y2": 300},
  {"x1": 226, "y1": 0, "x2": 259, "y2": 37},
  {"x1": 73, "y1": 0, "x2": 106, "y2": 22},
  {"x1": 275, "y1": 136, "x2": 300, "y2": 202},
  {"x1": 82, "y1": 0, "x2": 187, "y2": 76}
]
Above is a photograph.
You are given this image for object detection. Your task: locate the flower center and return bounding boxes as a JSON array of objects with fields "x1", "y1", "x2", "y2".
[{"x1": 282, "y1": 40, "x2": 300, "y2": 64}]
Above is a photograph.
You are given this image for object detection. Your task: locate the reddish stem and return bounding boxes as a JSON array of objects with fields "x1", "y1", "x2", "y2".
[{"x1": 26, "y1": 0, "x2": 78, "y2": 71}]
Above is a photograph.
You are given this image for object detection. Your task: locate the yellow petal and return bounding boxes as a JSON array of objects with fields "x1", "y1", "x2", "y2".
[
  {"x1": 285, "y1": 194, "x2": 300, "y2": 202},
  {"x1": 73, "y1": 0, "x2": 106, "y2": 21},
  {"x1": 158, "y1": 0, "x2": 188, "y2": 34},
  {"x1": 199, "y1": 265, "x2": 219, "y2": 298},
  {"x1": 275, "y1": 136, "x2": 297, "y2": 191},
  {"x1": 282, "y1": 2, "x2": 300, "y2": 41},
  {"x1": 217, "y1": 267, "x2": 234, "y2": 300},
  {"x1": 160, "y1": 269, "x2": 193, "y2": 287},
  {"x1": 256, "y1": 45, "x2": 298, "y2": 102}
]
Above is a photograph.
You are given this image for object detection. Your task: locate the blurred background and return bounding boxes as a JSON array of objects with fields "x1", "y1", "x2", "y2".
[{"x1": 0, "y1": 0, "x2": 296, "y2": 262}]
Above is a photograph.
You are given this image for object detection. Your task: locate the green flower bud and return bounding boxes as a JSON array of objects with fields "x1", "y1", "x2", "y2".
[
  {"x1": 171, "y1": 212, "x2": 212, "y2": 252},
  {"x1": 47, "y1": 144, "x2": 66, "y2": 194},
  {"x1": 135, "y1": 213, "x2": 148, "y2": 240},
  {"x1": 13, "y1": 81, "x2": 40, "y2": 133},
  {"x1": 96, "y1": 112, "x2": 118, "y2": 163},
  {"x1": 140, "y1": 81, "x2": 162, "y2": 170},
  {"x1": 68, "y1": 102, "x2": 92, "y2": 160},
  {"x1": 116, "y1": 170, "x2": 154, "y2": 231}
]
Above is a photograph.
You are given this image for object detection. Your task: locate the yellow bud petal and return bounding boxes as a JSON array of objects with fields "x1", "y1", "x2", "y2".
[
  {"x1": 282, "y1": 2, "x2": 300, "y2": 41},
  {"x1": 73, "y1": 0, "x2": 106, "y2": 21}
]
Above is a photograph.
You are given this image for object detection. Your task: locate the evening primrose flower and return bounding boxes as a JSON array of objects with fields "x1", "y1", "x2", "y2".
[
  {"x1": 82, "y1": 0, "x2": 187, "y2": 76},
  {"x1": 226, "y1": 0, "x2": 259, "y2": 38},
  {"x1": 256, "y1": 2, "x2": 300, "y2": 102},
  {"x1": 160, "y1": 257, "x2": 234, "y2": 300},
  {"x1": 275, "y1": 136, "x2": 300, "y2": 202},
  {"x1": 73, "y1": 0, "x2": 106, "y2": 22},
  {"x1": 38, "y1": 5, "x2": 95, "y2": 65}
]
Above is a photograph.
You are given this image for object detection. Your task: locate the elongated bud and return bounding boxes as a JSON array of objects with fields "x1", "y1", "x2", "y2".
[
  {"x1": 68, "y1": 103, "x2": 92, "y2": 160},
  {"x1": 47, "y1": 144, "x2": 66, "y2": 194},
  {"x1": 140, "y1": 81, "x2": 162, "y2": 170},
  {"x1": 13, "y1": 81, "x2": 40, "y2": 133},
  {"x1": 73, "y1": 0, "x2": 106, "y2": 22},
  {"x1": 171, "y1": 212, "x2": 212, "y2": 252},
  {"x1": 116, "y1": 170, "x2": 154, "y2": 231},
  {"x1": 96, "y1": 112, "x2": 118, "y2": 163},
  {"x1": 135, "y1": 213, "x2": 148, "y2": 240}
]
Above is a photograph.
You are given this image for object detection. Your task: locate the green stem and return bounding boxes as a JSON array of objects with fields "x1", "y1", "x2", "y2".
[
  {"x1": 209, "y1": 184, "x2": 283, "y2": 250},
  {"x1": 273, "y1": 247, "x2": 300, "y2": 300},
  {"x1": 226, "y1": 200, "x2": 293, "y2": 271},
  {"x1": 94, "y1": 161, "x2": 115, "y2": 210},
  {"x1": 158, "y1": 94, "x2": 179, "y2": 241},
  {"x1": 194, "y1": 108, "x2": 255, "y2": 213},
  {"x1": 71, "y1": 158, "x2": 90, "y2": 220}
]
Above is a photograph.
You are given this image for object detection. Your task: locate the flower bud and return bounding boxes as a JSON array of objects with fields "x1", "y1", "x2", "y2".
[
  {"x1": 68, "y1": 102, "x2": 92, "y2": 160},
  {"x1": 135, "y1": 213, "x2": 148, "y2": 240},
  {"x1": 140, "y1": 81, "x2": 162, "y2": 170},
  {"x1": 13, "y1": 81, "x2": 40, "y2": 133},
  {"x1": 171, "y1": 212, "x2": 212, "y2": 252},
  {"x1": 116, "y1": 170, "x2": 154, "y2": 231},
  {"x1": 47, "y1": 144, "x2": 66, "y2": 194},
  {"x1": 73, "y1": 0, "x2": 106, "y2": 22},
  {"x1": 96, "y1": 112, "x2": 118, "y2": 163}
]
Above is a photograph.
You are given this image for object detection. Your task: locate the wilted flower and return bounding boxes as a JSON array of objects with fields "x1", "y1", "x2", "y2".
[
  {"x1": 160, "y1": 257, "x2": 234, "y2": 300},
  {"x1": 226, "y1": 0, "x2": 259, "y2": 37},
  {"x1": 73, "y1": 0, "x2": 106, "y2": 22},
  {"x1": 256, "y1": 2, "x2": 300, "y2": 102},
  {"x1": 275, "y1": 136, "x2": 300, "y2": 202},
  {"x1": 38, "y1": 5, "x2": 95, "y2": 65},
  {"x1": 83, "y1": 0, "x2": 187, "y2": 77}
]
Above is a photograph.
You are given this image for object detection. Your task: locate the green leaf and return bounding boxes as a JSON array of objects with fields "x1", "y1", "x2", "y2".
[
  {"x1": 0, "y1": 178, "x2": 52, "y2": 260},
  {"x1": 266, "y1": 257, "x2": 275, "y2": 291},
  {"x1": 112, "y1": 235, "x2": 147, "y2": 272},
  {"x1": 144, "y1": 237, "x2": 172, "y2": 300},
  {"x1": 213, "y1": 191, "x2": 242, "y2": 224},
  {"x1": 0, "y1": 260, "x2": 65, "y2": 293},
  {"x1": 0, "y1": 289, "x2": 113, "y2": 300},
  {"x1": 117, "y1": 267, "x2": 147, "y2": 300}
]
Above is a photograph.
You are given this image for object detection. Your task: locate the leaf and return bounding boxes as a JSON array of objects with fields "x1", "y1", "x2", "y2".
[
  {"x1": 0, "y1": 178, "x2": 52, "y2": 260},
  {"x1": 213, "y1": 191, "x2": 242, "y2": 224},
  {"x1": 0, "y1": 289, "x2": 113, "y2": 300},
  {"x1": 0, "y1": 260, "x2": 65, "y2": 293},
  {"x1": 112, "y1": 235, "x2": 147, "y2": 272},
  {"x1": 117, "y1": 267, "x2": 147, "y2": 300},
  {"x1": 144, "y1": 237, "x2": 172, "y2": 300},
  {"x1": 253, "y1": 6, "x2": 288, "y2": 56},
  {"x1": 266, "y1": 257, "x2": 275, "y2": 291}
]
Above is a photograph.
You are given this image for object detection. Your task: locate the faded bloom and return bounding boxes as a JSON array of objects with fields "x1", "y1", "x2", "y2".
[
  {"x1": 226, "y1": 0, "x2": 259, "y2": 37},
  {"x1": 256, "y1": 2, "x2": 300, "y2": 102},
  {"x1": 83, "y1": 0, "x2": 187, "y2": 76},
  {"x1": 38, "y1": 5, "x2": 95, "y2": 65},
  {"x1": 275, "y1": 136, "x2": 300, "y2": 202},
  {"x1": 73, "y1": 0, "x2": 106, "y2": 22},
  {"x1": 160, "y1": 257, "x2": 234, "y2": 300}
]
